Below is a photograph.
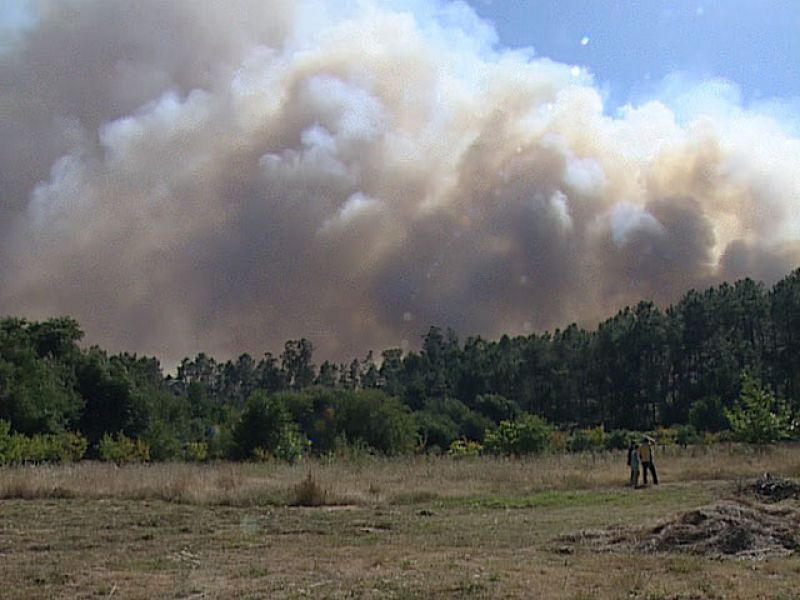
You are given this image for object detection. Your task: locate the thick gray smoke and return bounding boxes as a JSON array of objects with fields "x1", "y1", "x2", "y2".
[{"x1": 2, "y1": 0, "x2": 799, "y2": 365}]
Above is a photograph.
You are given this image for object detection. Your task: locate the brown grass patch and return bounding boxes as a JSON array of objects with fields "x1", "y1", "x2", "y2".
[{"x1": 290, "y1": 471, "x2": 329, "y2": 506}]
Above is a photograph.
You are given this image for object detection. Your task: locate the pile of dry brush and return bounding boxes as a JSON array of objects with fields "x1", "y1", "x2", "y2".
[{"x1": 562, "y1": 475, "x2": 800, "y2": 560}]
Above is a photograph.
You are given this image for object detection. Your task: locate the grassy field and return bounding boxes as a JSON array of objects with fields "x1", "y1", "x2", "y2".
[{"x1": 1, "y1": 445, "x2": 799, "y2": 599}]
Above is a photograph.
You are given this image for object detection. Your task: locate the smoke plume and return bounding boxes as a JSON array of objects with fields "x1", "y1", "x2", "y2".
[{"x1": 1, "y1": 0, "x2": 799, "y2": 365}]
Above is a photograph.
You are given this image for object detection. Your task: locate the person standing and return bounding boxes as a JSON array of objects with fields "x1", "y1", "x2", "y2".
[
  {"x1": 639, "y1": 436, "x2": 659, "y2": 485},
  {"x1": 627, "y1": 441, "x2": 640, "y2": 488}
]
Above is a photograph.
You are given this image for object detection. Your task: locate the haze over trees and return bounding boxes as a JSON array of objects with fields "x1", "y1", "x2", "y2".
[{"x1": 3, "y1": 269, "x2": 800, "y2": 462}]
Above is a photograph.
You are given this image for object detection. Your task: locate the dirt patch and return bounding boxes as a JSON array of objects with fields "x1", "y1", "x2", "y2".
[{"x1": 561, "y1": 499, "x2": 800, "y2": 560}]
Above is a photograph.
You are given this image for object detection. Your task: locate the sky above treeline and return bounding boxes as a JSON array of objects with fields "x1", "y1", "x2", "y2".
[{"x1": 1, "y1": 0, "x2": 799, "y2": 367}]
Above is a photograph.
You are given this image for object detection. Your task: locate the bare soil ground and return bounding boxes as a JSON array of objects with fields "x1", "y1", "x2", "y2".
[{"x1": 2, "y1": 449, "x2": 800, "y2": 599}]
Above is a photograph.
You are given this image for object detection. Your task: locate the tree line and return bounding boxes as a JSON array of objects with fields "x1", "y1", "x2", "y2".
[{"x1": 3, "y1": 268, "x2": 800, "y2": 462}]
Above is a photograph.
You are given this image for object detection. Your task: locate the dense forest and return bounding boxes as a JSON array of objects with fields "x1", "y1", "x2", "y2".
[{"x1": 3, "y1": 268, "x2": 800, "y2": 462}]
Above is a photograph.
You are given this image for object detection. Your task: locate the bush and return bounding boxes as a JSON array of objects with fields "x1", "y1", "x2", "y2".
[
  {"x1": 184, "y1": 441, "x2": 208, "y2": 462},
  {"x1": 689, "y1": 396, "x2": 728, "y2": 433},
  {"x1": 565, "y1": 426, "x2": 606, "y2": 453},
  {"x1": 416, "y1": 397, "x2": 490, "y2": 450},
  {"x1": 567, "y1": 429, "x2": 593, "y2": 453},
  {"x1": 61, "y1": 432, "x2": 89, "y2": 461},
  {"x1": 143, "y1": 420, "x2": 182, "y2": 461},
  {"x1": 474, "y1": 394, "x2": 520, "y2": 423},
  {"x1": 98, "y1": 432, "x2": 150, "y2": 463},
  {"x1": 725, "y1": 373, "x2": 794, "y2": 445},
  {"x1": 0, "y1": 421, "x2": 87, "y2": 464},
  {"x1": 416, "y1": 411, "x2": 459, "y2": 451},
  {"x1": 483, "y1": 414, "x2": 552, "y2": 456},
  {"x1": 231, "y1": 391, "x2": 293, "y2": 460},
  {"x1": 279, "y1": 389, "x2": 416, "y2": 456},
  {"x1": 273, "y1": 424, "x2": 309, "y2": 463},
  {"x1": 290, "y1": 472, "x2": 329, "y2": 506},
  {"x1": 549, "y1": 430, "x2": 568, "y2": 453},
  {"x1": 604, "y1": 429, "x2": 631, "y2": 451},
  {"x1": 674, "y1": 424, "x2": 700, "y2": 447},
  {"x1": 447, "y1": 439, "x2": 482, "y2": 458},
  {"x1": 336, "y1": 390, "x2": 416, "y2": 455}
]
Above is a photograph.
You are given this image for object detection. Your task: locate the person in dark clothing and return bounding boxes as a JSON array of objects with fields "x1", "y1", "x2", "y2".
[{"x1": 627, "y1": 441, "x2": 640, "y2": 488}]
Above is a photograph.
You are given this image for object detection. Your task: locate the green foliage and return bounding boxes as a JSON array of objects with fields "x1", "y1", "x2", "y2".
[
  {"x1": 279, "y1": 388, "x2": 415, "y2": 456},
  {"x1": 0, "y1": 318, "x2": 83, "y2": 435},
  {"x1": 447, "y1": 439, "x2": 483, "y2": 458},
  {"x1": 5, "y1": 268, "x2": 800, "y2": 463},
  {"x1": 333, "y1": 390, "x2": 416, "y2": 455},
  {"x1": 231, "y1": 391, "x2": 293, "y2": 460},
  {"x1": 725, "y1": 373, "x2": 794, "y2": 445},
  {"x1": 604, "y1": 429, "x2": 631, "y2": 451},
  {"x1": 142, "y1": 420, "x2": 182, "y2": 461},
  {"x1": 0, "y1": 421, "x2": 87, "y2": 464},
  {"x1": 416, "y1": 410, "x2": 459, "y2": 452},
  {"x1": 483, "y1": 414, "x2": 552, "y2": 456},
  {"x1": 689, "y1": 396, "x2": 728, "y2": 433},
  {"x1": 567, "y1": 426, "x2": 609, "y2": 453},
  {"x1": 567, "y1": 430, "x2": 593, "y2": 453},
  {"x1": 416, "y1": 397, "x2": 492, "y2": 451},
  {"x1": 273, "y1": 423, "x2": 309, "y2": 463},
  {"x1": 674, "y1": 424, "x2": 700, "y2": 447},
  {"x1": 184, "y1": 441, "x2": 208, "y2": 462},
  {"x1": 98, "y1": 432, "x2": 150, "y2": 463},
  {"x1": 474, "y1": 394, "x2": 520, "y2": 423},
  {"x1": 77, "y1": 351, "x2": 148, "y2": 446}
]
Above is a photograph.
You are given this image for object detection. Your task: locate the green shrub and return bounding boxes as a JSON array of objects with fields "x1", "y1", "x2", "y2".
[
  {"x1": 61, "y1": 432, "x2": 88, "y2": 461},
  {"x1": 474, "y1": 394, "x2": 520, "y2": 423},
  {"x1": 184, "y1": 441, "x2": 208, "y2": 462},
  {"x1": 142, "y1": 420, "x2": 182, "y2": 461},
  {"x1": 725, "y1": 373, "x2": 793, "y2": 445},
  {"x1": 674, "y1": 424, "x2": 700, "y2": 447},
  {"x1": 604, "y1": 429, "x2": 630, "y2": 451},
  {"x1": 276, "y1": 389, "x2": 416, "y2": 456},
  {"x1": 273, "y1": 424, "x2": 309, "y2": 463},
  {"x1": 585, "y1": 425, "x2": 606, "y2": 450},
  {"x1": 416, "y1": 410, "x2": 459, "y2": 451},
  {"x1": 231, "y1": 391, "x2": 292, "y2": 460},
  {"x1": 0, "y1": 421, "x2": 87, "y2": 464},
  {"x1": 689, "y1": 396, "x2": 728, "y2": 433},
  {"x1": 567, "y1": 429, "x2": 592, "y2": 453},
  {"x1": 483, "y1": 414, "x2": 552, "y2": 456},
  {"x1": 98, "y1": 432, "x2": 150, "y2": 463},
  {"x1": 336, "y1": 390, "x2": 416, "y2": 455},
  {"x1": 447, "y1": 439, "x2": 483, "y2": 458}
]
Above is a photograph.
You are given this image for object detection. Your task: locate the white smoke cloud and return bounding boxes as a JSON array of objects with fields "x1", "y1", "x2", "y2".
[{"x1": 1, "y1": 0, "x2": 799, "y2": 365}]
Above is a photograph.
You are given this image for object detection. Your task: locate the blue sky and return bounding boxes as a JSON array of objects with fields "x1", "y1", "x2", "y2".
[
  {"x1": 466, "y1": 0, "x2": 800, "y2": 110},
  {"x1": 5, "y1": 0, "x2": 797, "y2": 110}
]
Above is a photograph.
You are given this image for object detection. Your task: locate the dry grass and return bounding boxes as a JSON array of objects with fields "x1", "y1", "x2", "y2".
[
  {"x1": 1, "y1": 445, "x2": 800, "y2": 599},
  {"x1": 1, "y1": 443, "x2": 798, "y2": 506}
]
